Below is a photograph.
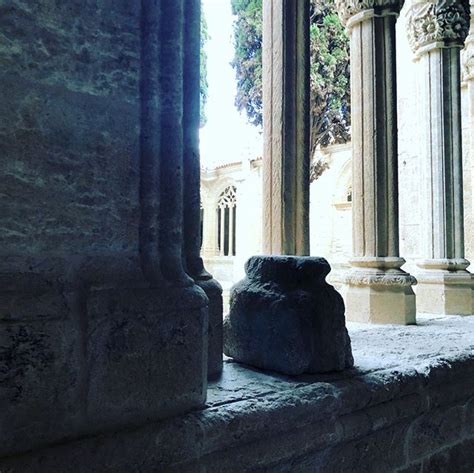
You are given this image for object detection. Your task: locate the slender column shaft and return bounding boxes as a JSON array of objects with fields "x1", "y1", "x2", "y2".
[
  {"x1": 419, "y1": 48, "x2": 464, "y2": 260},
  {"x1": 159, "y1": 0, "x2": 191, "y2": 285},
  {"x1": 219, "y1": 208, "x2": 225, "y2": 256},
  {"x1": 350, "y1": 11, "x2": 399, "y2": 258},
  {"x1": 406, "y1": 0, "x2": 472, "y2": 316},
  {"x1": 337, "y1": 1, "x2": 416, "y2": 324},
  {"x1": 469, "y1": 79, "x2": 474, "y2": 235},
  {"x1": 229, "y1": 206, "x2": 234, "y2": 256},
  {"x1": 139, "y1": 0, "x2": 162, "y2": 284},
  {"x1": 183, "y1": 0, "x2": 206, "y2": 276},
  {"x1": 464, "y1": 1, "x2": 474, "y2": 254},
  {"x1": 262, "y1": 0, "x2": 310, "y2": 255},
  {"x1": 183, "y1": 0, "x2": 223, "y2": 378},
  {"x1": 202, "y1": 200, "x2": 219, "y2": 256}
]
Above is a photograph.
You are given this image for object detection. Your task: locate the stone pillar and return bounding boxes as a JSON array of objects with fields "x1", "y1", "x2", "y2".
[
  {"x1": 262, "y1": 0, "x2": 310, "y2": 255},
  {"x1": 219, "y1": 207, "x2": 225, "y2": 256},
  {"x1": 183, "y1": 0, "x2": 223, "y2": 378},
  {"x1": 406, "y1": 0, "x2": 473, "y2": 316},
  {"x1": 336, "y1": 0, "x2": 417, "y2": 324},
  {"x1": 462, "y1": 0, "x2": 474, "y2": 265},
  {"x1": 201, "y1": 197, "x2": 219, "y2": 257},
  {"x1": 229, "y1": 205, "x2": 235, "y2": 256},
  {"x1": 0, "y1": 0, "x2": 209, "y2": 457}
]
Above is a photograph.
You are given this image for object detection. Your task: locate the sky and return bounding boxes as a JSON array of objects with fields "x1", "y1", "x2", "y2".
[{"x1": 200, "y1": 0, "x2": 262, "y2": 168}]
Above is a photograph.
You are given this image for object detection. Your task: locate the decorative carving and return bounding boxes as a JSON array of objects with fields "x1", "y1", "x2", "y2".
[
  {"x1": 335, "y1": 0, "x2": 404, "y2": 25},
  {"x1": 406, "y1": 0, "x2": 470, "y2": 53},
  {"x1": 345, "y1": 271, "x2": 417, "y2": 287},
  {"x1": 217, "y1": 185, "x2": 237, "y2": 209}
]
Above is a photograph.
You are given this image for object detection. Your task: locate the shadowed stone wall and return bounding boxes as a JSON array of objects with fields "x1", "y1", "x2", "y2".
[{"x1": 0, "y1": 0, "x2": 209, "y2": 458}]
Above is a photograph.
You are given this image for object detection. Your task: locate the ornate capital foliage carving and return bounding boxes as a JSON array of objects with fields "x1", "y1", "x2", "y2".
[
  {"x1": 461, "y1": 2, "x2": 474, "y2": 80},
  {"x1": 406, "y1": 0, "x2": 470, "y2": 53},
  {"x1": 335, "y1": 0, "x2": 404, "y2": 25}
]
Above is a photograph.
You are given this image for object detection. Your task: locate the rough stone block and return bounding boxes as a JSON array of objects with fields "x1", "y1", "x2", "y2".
[
  {"x1": 406, "y1": 404, "x2": 466, "y2": 462},
  {"x1": 223, "y1": 256, "x2": 353, "y2": 375},
  {"x1": 86, "y1": 285, "x2": 208, "y2": 429},
  {"x1": 420, "y1": 438, "x2": 474, "y2": 473},
  {"x1": 344, "y1": 284, "x2": 416, "y2": 324}
]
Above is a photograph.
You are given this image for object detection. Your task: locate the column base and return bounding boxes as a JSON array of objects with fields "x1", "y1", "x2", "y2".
[
  {"x1": 416, "y1": 260, "x2": 474, "y2": 316},
  {"x1": 343, "y1": 257, "x2": 417, "y2": 325}
]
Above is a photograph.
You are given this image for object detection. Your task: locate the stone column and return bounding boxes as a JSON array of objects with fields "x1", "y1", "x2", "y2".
[
  {"x1": 229, "y1": 205, "x2": 235, "y2": 256},
  {"x1": 406, "y1": 0, "x2": 473, "y2": 316},
  {"x1": 219, "y1": 207, "x2": 225, "y2": 256},
  {"x1": 462, "y1": 0, "x2": 474, "y2": 264},
  {"x1": 336, "y1": 0, "x2": 417, "y2": 324},
  {"x1": 183, "y1": 0, "x2": 223, "y2": 378},
  {"x1": 262, "y1": 0, "x2": 310, "y2": 255},
  {"x1": 201, "y1": 197, "x2": 219, "y2": 257}
]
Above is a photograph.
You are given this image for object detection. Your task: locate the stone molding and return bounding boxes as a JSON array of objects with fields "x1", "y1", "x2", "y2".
[
  {"x1": 417, "y1": 257, "x2": 471, "y2": 271},
  {"x1": 335, "y1": 0, "x2": 404, "y2": 25},
  {"x1": 345, "y1": 270, "x2": 417, "y2": 287},
  {"x1": 405, "y1": 0, "x2": 470, "y2": 54},
  {"x1": 344, "y1": 257, "x2": 417, "y2": 287}
]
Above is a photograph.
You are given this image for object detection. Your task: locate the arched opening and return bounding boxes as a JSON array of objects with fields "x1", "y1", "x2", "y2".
[{"x1": 216, "y1": 185, "x2": 237, "y2": 256}]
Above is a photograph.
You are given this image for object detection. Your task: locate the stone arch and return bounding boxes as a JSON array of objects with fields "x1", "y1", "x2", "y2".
[{"x1": 333, "y1": 158, "x2": 352, "y2": 206}]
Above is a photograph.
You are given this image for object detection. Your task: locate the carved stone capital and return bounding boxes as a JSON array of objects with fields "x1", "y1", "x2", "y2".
[
  {"x1": 406, "y1": 0, "x2": 470, "y2": 54},
  {"x1": 461, "y1": 2, "x2": 474, "y2": 81},
  {"x1": 335, "y1": 0, "x2": 404, "y2": 26}
]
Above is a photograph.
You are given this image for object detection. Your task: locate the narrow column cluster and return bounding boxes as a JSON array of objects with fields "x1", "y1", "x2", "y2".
[
  {"x1": 182, "y1": 0, "x2": 224, "y2": 377},
  {"x1": 141, "y1": 0, "x2": 223, "y2": 378},
  {"x1": 405, "y1": 0, "x2": 473, "y2": 316},
  {"x1": 335, "y1": 0, "x2": 417, "y2": 324}
]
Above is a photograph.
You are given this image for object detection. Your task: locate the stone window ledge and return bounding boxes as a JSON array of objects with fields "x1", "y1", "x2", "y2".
[{"x1": 2, "y1": 316, "x2": 474, "y2": 472}]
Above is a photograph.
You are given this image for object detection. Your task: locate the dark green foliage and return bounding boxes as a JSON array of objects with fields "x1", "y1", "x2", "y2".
[
  {"x1": 231, "y1": 0, "x2": 263, "y2": 128},
  {"x1": 230, "y1": 0, "x2": 350, "y2": 160}
]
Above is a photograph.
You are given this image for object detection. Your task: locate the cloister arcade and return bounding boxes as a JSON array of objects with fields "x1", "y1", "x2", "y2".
[{"x1": 1, "y1": 0, "x2": 473, "y2": 470}]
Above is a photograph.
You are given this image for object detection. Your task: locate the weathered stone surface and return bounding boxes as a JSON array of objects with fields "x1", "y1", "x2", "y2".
[
  {"x1": 1, "y1": 316, "x2": 473, "y2": 472},
  {"x1": 337, "y1": 1, "x2": 417, "y2": 324},
  {"x1": 86, "y1": 286, "x2": 208, "y2": 429},
  {"x1": 404, "y1": 1, "x2": 474, "y2": 316},
  {"x1": 223, "y1": 256, "x2": 354, "y2": 375},
  {"x1": 0, "y1": 0, "x2": 209, "y2": 458},
  {"x1": 262, "y1": 0, "x2": 310, "y2": 255},
  {"x1": 197, "y1": 278, "x2": 224, "y2": 379}
]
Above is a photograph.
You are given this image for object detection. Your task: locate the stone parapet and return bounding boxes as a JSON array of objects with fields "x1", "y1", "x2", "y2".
[{"x1": 1, "y1": 316, "x2": 473, "y2": 472}]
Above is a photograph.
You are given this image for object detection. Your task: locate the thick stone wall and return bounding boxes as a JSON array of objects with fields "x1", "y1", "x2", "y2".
[{"x1": 0, "y1": 0, "x2": 208, "y2": 458}]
